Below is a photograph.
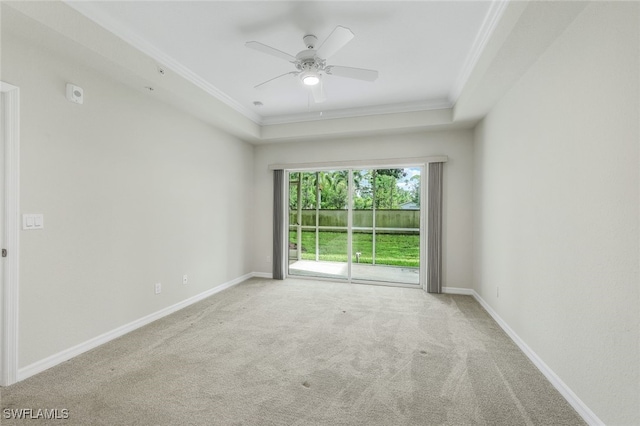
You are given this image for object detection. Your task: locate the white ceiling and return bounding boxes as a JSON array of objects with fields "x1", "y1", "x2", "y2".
[{"x1": 66, "y1": 1, "x2": 504, "y2": 125}]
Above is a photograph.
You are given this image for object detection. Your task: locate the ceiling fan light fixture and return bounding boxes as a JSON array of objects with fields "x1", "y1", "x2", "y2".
[{"x1": 300, "y1": 71, "x2": 320, "y2": 86}]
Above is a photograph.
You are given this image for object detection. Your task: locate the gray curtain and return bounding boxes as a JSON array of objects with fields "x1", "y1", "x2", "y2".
[
  {"x1": 272, "y1": 170, "x2": 286, "y2": 280},
  {"x1": 427, "y1": 162, "x2": 443, "y2": 293}
]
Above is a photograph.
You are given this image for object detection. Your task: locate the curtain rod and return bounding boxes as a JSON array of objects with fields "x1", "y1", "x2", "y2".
[{"x1": 268, "y1": 156, "x2": 448, "y2": 171}]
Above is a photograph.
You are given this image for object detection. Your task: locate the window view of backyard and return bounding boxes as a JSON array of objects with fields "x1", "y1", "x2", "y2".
[{"x1": 288, "y1": 168, "x2": 421, "y2": 285}]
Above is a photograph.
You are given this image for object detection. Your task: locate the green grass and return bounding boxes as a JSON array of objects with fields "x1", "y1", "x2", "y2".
[{"x1": 289, "y1": 231, "x2": 419, "y2": 267}]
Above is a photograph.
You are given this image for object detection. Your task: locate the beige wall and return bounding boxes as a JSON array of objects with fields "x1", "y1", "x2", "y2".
[
  {"x1": 473, "y1": 3, "x2": 639, "y2": 424},
  {"x1": 252, "y1": 130, "x2": 474, "y2": 290},
  {"x1": 2, "y1": 31, "x2": 254, "y2": 368}
]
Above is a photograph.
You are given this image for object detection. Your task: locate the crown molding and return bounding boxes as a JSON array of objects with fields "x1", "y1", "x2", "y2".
[
  {"x1": 449, "y1": 0, "x2": 510, "y2": 105},
  {"x1": 259, "y1": 99, "x2": 453, "y2": 126},
  {"x1": 64, "y1": 1, "x2": 263, "y2": 125}
]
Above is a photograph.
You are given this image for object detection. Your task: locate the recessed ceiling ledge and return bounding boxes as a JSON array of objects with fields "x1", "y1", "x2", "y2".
[{"x1": 259, "y1": 108, "x2": 453, "y2": 142}]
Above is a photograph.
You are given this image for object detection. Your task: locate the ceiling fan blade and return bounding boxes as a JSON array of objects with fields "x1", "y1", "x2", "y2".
[
  {"x1": 326, "y1": 65, "x2": 378, "y2": 82},
  {"x1": 245, "y1": 41, "x2": 296, "y2": 63},
  {"x1": 310, "y1": 79, "x2": 326, "y2": 103},
  {"x1": 254, "y1": 71, "x2": 298, "y2": 88},
  {"x1": 316, "y1": 26, "x2": 354, "y2": 60}
]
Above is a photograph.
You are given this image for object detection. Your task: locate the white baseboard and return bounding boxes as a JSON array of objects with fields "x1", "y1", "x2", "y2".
[
  {"x1": 471, "y1": 290, "x2": 604, "y2": 426},
  {"x1": 442, "y1": 286, "x2": 474, "y2": 295},
  {"x1": 17, "y1": 273, "x2": 254, "y2": 382}
]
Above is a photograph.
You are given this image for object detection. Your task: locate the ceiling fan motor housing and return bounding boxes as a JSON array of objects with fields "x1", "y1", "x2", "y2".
[{"x1": 295, "y1": 49, "x2": 325, "y2": 75}]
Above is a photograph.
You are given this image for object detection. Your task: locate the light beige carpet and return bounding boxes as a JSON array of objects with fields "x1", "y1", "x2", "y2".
[{"x1": 1, "y1": 278, "x2": 584, "y2": 425}]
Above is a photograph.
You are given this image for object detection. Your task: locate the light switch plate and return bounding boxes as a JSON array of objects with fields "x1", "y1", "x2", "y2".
[{"x1": 23, "y1": 214, "x2": 44, "y2": 230}]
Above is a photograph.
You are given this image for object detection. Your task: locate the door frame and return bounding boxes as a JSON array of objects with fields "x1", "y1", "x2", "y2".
[{"x1": 1, "y1": 81, "x2": 20, "y2": 386}]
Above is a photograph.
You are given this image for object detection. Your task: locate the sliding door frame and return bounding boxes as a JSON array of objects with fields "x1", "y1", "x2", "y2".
[{"x1": 278, "y1": 156, "x2": 447, "y2": 289}]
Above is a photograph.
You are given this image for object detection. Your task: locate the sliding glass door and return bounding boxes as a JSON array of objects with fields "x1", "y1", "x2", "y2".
[
  {"x1": 288, "y1": 166, "x2": 422, "y2": 286},
  {"x1": 350, "y1": 168, "x2": 421, "y2": 285},
  {"x1": 288, "y1": 171, "x2": 349, "y2": 280}
]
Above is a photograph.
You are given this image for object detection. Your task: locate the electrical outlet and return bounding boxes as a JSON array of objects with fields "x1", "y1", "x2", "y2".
[
  {"x1": 183, "y1": 275, "x2": 188, "y2": 284},
  {"x1": 155, "y1": 282, "x2": 161, "y2": 294},
  {"x1": 266, "y1": 255, "x2": 271, "y2": 264},
  {"x1": 496, "y1": 286, "x2": 500, "y2": 298}
]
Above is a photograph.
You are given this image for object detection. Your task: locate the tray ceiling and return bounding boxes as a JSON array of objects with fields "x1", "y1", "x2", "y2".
[{"x1": 67, "y1": 1, "x2": 506, "y2": 125}]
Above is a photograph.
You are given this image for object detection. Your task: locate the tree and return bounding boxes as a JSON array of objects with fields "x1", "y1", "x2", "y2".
[
  {"x1": 409, "y1": 174, "x2": 421, "y2": 207},
  {"x1": 292, "y1": 168, "x2": 414, "y2": 211},
  {"x1": 373, "y1": 169, "x2": 408, "y2": 209},
  {"x1": 319, "y1": 171, "x2": 348, "y2": 209}
]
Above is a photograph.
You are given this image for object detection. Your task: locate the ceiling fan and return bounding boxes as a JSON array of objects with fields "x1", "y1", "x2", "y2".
[{"x1": 246, "y1": 26, "x2": 379, "y2": 103}]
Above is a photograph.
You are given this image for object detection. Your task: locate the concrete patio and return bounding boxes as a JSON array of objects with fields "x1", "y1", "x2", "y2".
[{"x1": 288, "y1": 259, "x2": 420, "y2": 285}]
